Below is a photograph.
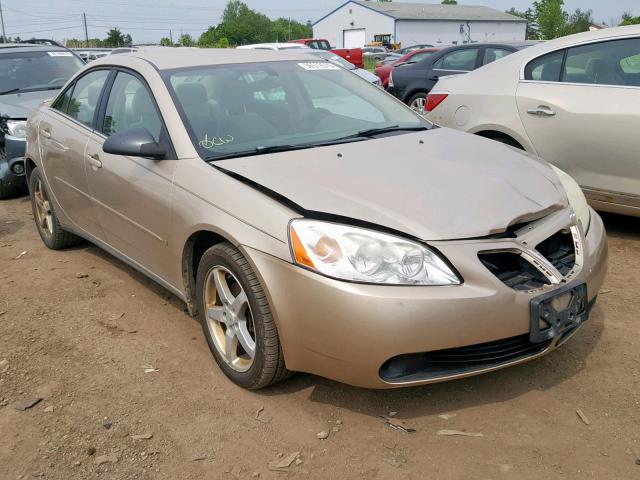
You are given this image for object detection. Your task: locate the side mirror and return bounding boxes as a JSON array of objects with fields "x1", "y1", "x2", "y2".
[{"x1": 103, "y1": 128, "x2": 167, "y2": 160}]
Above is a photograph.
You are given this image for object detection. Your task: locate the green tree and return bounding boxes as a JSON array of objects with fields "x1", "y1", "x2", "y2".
[
  {"x1": 270, "y1": 17, "x2": 312, "y2": 42},
  {"x1": 159, "y1": 37, "x2": 173, "y2": 46},
  {"x1": 198, "y1": 26, "x2": 217, "y2": 47},
  {"x1": 620, "y1": 12, "x2": 640, "y2": 25},
  {"x1": 506, "y1": 7, "x2": 540, "y2": 39},
  {"x1": 562, "y1": 8, "x2": 593, "y2": 35},
  {"x1": 216, "y1": 37, "x2": 230, "y2": 48},
  {"x1": 533, "y1": 0, "x2": 568, "y2": 39},
  {"x1": 104, "y1": 28, "x2": 126, "y2": 47},
  {"x1": 441, "y1": 0, "x2": 458, "y2": 4},
  {"x1": 178, "y1": 33, "x2": 195, "y2": 46}
]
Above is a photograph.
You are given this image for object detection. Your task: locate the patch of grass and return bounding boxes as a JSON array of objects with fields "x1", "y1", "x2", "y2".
[{"x1": 363, "y1": 58, "x2": 377, "y2": 72}]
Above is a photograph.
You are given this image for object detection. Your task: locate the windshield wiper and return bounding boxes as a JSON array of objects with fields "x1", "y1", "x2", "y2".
[
  {"x1": 0, "y1": 88, "x2": 20, "y2": 95},
  {"x1": 338, "y1": 125, "x2": 429, "y2": 140},
  {"x1": 206, "y1": 137, "x2": 368, "y2": 162}
]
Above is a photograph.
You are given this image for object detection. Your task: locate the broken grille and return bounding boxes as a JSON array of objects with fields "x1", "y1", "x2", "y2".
[{"x1": 479, "y1": 228, "x2": 578, "y2": 291}]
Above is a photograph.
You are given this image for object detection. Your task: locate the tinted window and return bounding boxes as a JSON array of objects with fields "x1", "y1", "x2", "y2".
[
  {"x1": 483, "y1": 48, "x2": 512, "y2": 65},
  {"x1": 0, "y1": 50, "x2": 84, "y2": 94},
  {"x1": 434, "y1": 49, "x2": 479, "y2": 71},
  {"x1": 410, "y1": 51, "x2": 435, "y2": 62},
  {"x1": 102, "y1": 72, "x2": 162, "y2": 141},
  {"x1": 525, "y1": 50, "x2": 564, "y2": 81},
  {"x1": 562, "y1": 38, "x2": 640, "y2": 86},
  {"x1": 66, "y1": 70, "x2": 110, "y2": 127}
]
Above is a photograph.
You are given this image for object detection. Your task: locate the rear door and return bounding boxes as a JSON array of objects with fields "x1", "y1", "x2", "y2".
[
  {"x1": 84, "y1": 69, "x2": 177, "y2": 279},
  {"x1": 38, "y1": 69, "x2": 110, "y2": 236},
  {"x1": 516, "y1": 37, "x2": 640, "y2": 204}
]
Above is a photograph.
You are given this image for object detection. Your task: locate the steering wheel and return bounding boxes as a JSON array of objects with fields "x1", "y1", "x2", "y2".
[{"x1": 48, "y1": 77, "x2": 66, "y2": 85}]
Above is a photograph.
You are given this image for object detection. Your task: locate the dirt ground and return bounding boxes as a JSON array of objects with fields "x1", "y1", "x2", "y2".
[{"x1": 0, "y1": 195, "x2": 639, "y2": 480}]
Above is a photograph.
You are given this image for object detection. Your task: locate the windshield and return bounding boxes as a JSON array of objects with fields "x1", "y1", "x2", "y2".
[
  {"x1": 165, "y1": 61, "x2": 427, "y2": 160},
  {"x1": 0, "y1": 50, "x2": 84, "y2": 94}
]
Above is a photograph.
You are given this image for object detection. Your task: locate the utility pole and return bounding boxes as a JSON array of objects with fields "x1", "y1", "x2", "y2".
[
  {"x1": 0, "y1": 0, "x2": 7, "y2": 43},
  {"x1": 82, "y1": 12, "x2": 89, "y2": 47},
  {"x1": 169, "y1": 29, "x2": 173, "y2": 44}
]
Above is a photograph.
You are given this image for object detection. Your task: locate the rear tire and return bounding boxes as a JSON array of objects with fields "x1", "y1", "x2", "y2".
[
  {"x1": 196, "y1": 242, "x2": 291, "y2": 389},
  {"x1": 407, "y1": 92, "x2": 428, "y2": 115},
  {"x1": 28, "y1": 167, "x2": 82, "y2": 250}
]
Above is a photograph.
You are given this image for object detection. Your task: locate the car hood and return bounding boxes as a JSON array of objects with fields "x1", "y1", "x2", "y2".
[
  {"x1": 0, "y1": 90, "x2": 57, "y2": 118},
  {"x1": 216, "y1": 128, "x2": 566, "y2": 241}
]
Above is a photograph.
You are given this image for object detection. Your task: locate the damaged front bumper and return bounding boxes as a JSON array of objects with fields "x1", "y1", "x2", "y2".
[
  {"x1": 1, "y1": 134, "x2": 27, "y2": 193},
  {"x1": 242, "y1": 207, "x2": 608, "y2": 388}
]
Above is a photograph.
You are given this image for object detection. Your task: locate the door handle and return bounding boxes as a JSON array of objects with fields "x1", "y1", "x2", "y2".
[
  {"x1": 87, "y1": 153, "x2": 102, "y2": 170},
  {"x1": 40, "y1": 128, "x2": 51, "y2": 139},
  {"x1": 527, "y1": 106, "x2": 556, "y2": 117}
]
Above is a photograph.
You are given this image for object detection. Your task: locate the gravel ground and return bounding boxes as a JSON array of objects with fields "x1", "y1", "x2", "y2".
[{"x1": 1, "y1": 195, "x2": 639, "y2": 480}]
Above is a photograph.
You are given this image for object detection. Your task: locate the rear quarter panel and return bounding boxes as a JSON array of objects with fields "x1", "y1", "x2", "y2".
[{"x1": 426, "y1": 61, "x2": 536, "y2": 152}]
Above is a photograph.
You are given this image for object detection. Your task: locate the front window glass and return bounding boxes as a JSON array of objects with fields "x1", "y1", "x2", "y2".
[
  {"x1": 102, "y1": 72, "x2": 162, "y2": 141},
  {"x1": 66, "y1": 70, "x2": 110, "y2": 127},
  {"x1": 0, "y1": 50, "x2": 84, "y2": 95},
  {"x1": 165, "y1": 61, "x2": 425, "y2": 160}
]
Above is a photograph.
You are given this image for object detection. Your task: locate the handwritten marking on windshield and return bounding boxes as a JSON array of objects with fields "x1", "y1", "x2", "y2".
[{"x1": 199, "y1": 134, "x2": 234, "y2": 149}]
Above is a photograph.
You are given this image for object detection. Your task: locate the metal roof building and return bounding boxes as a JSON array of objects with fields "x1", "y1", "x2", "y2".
[{"x1": 313, "y1": 1, "x2": 527, "y2": 49}]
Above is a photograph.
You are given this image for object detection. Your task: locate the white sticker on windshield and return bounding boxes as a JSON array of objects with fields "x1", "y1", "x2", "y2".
[
  {"x1": 297, "y1": 62, "x2": 340, "y2": 71},
  {"x1": 47, "y1": 51, "x2": 73, "y2": 57}
]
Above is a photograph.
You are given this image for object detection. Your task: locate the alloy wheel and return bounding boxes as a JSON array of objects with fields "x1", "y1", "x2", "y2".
[
  {"x1": 33, "y1": 179, "x2": 53, "y2": 239},
  {"x1": 410, "y1": 96, "x2": 426, "y2": 115},
  {"x1": 203, "y1": 266, "x2": 256, "y2": 372}
]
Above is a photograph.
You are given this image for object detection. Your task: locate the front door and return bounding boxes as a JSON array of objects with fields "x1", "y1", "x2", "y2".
[
  {"x1": 517, "y1": 37, "x2": 640, "y2": 205},
  {"x1": 38, "y1": 69, "x2": 110, "y2": 235},
  {"x1": 85, "y1": 70, "x2": 177, "y2": 279}
]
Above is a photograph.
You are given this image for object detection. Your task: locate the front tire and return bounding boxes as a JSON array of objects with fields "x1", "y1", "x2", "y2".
[
  {"x1": 28, "y1": 167, "x2": 82, "y2": 249},
  {"x1": 196, "y1": 242, "x2": 290, "y2": 389}
]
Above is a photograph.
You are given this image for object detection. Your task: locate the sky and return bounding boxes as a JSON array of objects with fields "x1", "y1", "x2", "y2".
[{"x1": 1, "y1": 0, "x2": 637, "y2": 44}]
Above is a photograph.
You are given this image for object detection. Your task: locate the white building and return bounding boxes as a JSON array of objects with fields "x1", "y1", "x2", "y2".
[{"x1": 313, "y1": 1, "x2": 527, "y2": 48}]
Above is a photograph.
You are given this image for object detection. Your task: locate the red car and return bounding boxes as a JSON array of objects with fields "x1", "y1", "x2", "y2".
[
  {"x1": 289, "y1": 38, "x2": 364, "y2": 68},
  {"x1": 375, "y1": 48, "x2": 440, "y2": 89}
]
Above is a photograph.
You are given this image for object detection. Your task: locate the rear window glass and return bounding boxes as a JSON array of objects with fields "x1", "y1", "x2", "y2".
[{"x1": 525, "y1": 50, "x2": 564, "y2": 81}]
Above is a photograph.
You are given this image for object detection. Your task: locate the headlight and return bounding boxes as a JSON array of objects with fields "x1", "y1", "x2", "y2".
[
  {"x1": 551, "y1": 165, "x2": 590, "y2": 232},
  {"x1": 6, "y1": 120, "x2": 27, "y2": 138},
  {"x1": 289, "y1": 219, "x2": 461, "y2": 285}
]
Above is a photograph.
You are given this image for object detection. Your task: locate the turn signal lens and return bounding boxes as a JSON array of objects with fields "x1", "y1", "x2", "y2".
[
  {"x1": 290, "y1": 227, "x2": 315, "y2": 268},
  {"x1": 425, "y1": 93, "x2": 448, "y2": 112}
]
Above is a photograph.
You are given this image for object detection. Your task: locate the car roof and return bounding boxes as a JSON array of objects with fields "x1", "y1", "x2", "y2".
[
  {"x1": 90, "y1": 47, "x2": 325, "y2": 70},
  {"x1": 236, "y1": 42, "x2": 309, "y2": 50},
  {"x1": 0, "y1": 43, "x2": 69, "y2": 53}
]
